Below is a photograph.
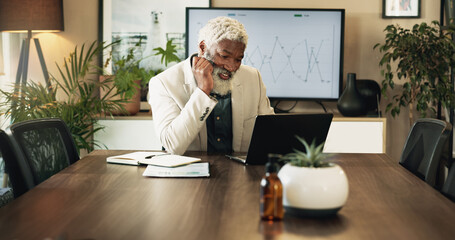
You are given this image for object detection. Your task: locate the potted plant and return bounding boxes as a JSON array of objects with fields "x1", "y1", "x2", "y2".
[
  {"x1": 139, "y1": 39, "x2": 181, "y2": 103},
  {"x1": 100, "y1": 39, "x2": 153, "y2": 115},
  {"x1": 277, "y1": 135, "x2": 349, "y2": 217},
  {"x1": 101, "y1": 39, "x2": 180, "y2": 115},
  {"x1": 0, "y1": 41, "x2": 125, "y2": 154},
  {"x1": 374, "y1": 21, "x2": 455, "y2": 125}
]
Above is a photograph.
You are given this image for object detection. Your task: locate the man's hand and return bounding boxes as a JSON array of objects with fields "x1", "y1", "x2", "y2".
[{"x1": 192, "y1": 56, "x2": 214, "y2": 96}]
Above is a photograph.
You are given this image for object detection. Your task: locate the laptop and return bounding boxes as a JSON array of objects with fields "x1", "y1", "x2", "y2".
[{"x1": 226, "y1": 113, "x2": 333, "y2": 165}]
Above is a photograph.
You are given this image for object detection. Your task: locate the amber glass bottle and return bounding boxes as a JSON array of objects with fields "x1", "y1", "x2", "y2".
[{"x1": 260, "y1": 154, "x2": 283, "y2": 221}]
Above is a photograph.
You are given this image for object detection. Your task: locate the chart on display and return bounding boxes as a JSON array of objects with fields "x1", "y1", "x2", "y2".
[{"x1": 186, "y1": 8, "x2": 345, "y2": 100}]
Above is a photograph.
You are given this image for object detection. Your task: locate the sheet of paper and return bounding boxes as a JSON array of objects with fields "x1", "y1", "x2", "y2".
[{"x1": 142, "y1": 162, "x2": 210, "y2": 177}]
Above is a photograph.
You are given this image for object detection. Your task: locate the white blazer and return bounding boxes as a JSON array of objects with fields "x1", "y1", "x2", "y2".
[{"x1": 148, "y1": 56, "x2": 274, "y2": 155}]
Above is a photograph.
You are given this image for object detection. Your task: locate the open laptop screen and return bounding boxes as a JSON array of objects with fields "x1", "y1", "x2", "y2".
[{"x1": 232, "y1": 113, "x2": 333, "y2": 165}]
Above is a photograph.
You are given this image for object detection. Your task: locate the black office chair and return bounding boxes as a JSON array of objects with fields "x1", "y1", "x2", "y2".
[
  {"x1": 0, "y1": 130, "x2": 30, "y2": 198},
  {"x1": 6, "y1": 118, "x2": 80, "y2": 186},
  {"x1": 399, "y1": 118, "x2": 452, "y2": 188},
  {"x1": 441, "y1": 162, "x2": 455, "y2": 201}
]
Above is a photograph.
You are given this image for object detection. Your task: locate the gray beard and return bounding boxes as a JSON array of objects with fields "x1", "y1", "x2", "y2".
[
  {"x1": 203, "y1": 53, "x2": 235, "y2": 96},
  {"x1": 212, "y1": 67, "x2": 233, "y2": 96}
]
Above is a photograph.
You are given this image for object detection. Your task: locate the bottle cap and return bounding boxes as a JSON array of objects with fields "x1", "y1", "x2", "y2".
[{"x1": 266, "y1": 153, "x2": 281, "y2": 173}]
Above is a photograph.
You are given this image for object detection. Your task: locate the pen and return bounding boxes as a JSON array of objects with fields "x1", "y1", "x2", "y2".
[{"x1": 145, "y1": 153, "x2": 170, "y2": 159}]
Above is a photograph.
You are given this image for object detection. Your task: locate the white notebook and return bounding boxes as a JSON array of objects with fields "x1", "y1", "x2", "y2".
[{"x1": 106, "y1": 152, "x2": 201, "y2": 167}]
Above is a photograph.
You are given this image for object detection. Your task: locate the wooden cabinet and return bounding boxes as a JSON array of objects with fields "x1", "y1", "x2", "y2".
[
  {"x1": 95, "y1": 114, "x2": 387, "y2": 153},
  {"x1": 323, "y1": 117, "x2": 387, "y2": 153},
  {"x1": 94, "y1": 113, "x2": 161, "y2": 150}
]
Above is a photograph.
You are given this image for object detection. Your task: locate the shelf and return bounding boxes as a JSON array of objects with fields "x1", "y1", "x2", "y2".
[{"x1": 97, "y1": 111, "x2": 153, "y2": 120}]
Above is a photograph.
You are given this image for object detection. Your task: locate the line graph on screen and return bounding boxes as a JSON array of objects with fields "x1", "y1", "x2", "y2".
[
  {"x1": 186, "y1": 8, "x2": 344, "y2": 100},
  {"x1": 244, "y1": 36, "x2": 333, "y2": 84}
]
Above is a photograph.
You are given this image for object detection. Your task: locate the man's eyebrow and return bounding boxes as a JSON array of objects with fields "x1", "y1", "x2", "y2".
[
  {"x1": 222, "y1": 49, "x2": 232, "y2": 54},
  {"x1": 221, "y1": 49, "x2": 244, "y2": 59}
]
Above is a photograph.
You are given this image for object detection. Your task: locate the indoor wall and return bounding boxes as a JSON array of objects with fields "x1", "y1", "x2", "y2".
[
  {"x1": 16, "y1": 0, "x2": 442, "y2": 161},
  {"x1": 214, "y1": 0, "x2": 441, "y2": 161}
]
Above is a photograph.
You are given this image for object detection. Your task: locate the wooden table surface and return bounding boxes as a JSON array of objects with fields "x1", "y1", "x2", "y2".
[{"x1": 0, "y1": 150, "x2": 454, "y2": 240}]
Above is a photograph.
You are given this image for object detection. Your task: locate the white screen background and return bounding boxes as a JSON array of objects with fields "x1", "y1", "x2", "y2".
[{"x1": 187, "y1": 9, "x2": 343, "y2": 100}]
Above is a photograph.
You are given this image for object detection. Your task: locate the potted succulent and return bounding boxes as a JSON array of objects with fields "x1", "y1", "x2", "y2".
[{"x1": 278, "y1": 135, "x2": 349, "y2": 217}]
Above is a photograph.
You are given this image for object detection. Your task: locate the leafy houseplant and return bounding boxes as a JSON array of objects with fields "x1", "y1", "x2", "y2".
[
  {"x1": 277, "y1": 135, "x2": 349, "y2": 217},
  {"x1": 105, "y1": 39, "x2": 153, "y2": 100},
  {"x1": 102, "y1": 39, "x2": 180, "y2": 115},
  {"x1": 374, "y1": 21, "x2": 455, "y2": 125},
  {"x1": 0, "y1": 41, "x2": 125, "y2": 153},
  {"x1": 107, "y1": 38, "x2": 181, "y2": 97},
  {"x1": 153, "y1": 39, "x2": 181, "y2": 67}
]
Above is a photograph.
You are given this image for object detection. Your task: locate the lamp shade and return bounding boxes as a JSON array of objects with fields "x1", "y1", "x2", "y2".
[{"x1": 0, "y1": 0, "x2": 64, "y2": 32}]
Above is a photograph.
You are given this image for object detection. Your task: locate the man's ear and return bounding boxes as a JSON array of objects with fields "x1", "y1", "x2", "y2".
[{"x1": 198, "y1": 41, "x2": 206, "y2": 57}]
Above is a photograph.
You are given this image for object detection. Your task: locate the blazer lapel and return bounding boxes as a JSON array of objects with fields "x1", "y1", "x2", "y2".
[
  {"x1": 231, "y1": 74, "x2": 244, "y2": 152},
  {"x1": 183, "y1": 58, "x2": 197, "y2": 98}
]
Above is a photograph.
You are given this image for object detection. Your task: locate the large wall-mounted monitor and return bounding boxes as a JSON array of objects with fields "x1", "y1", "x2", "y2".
[{"x1": 186, "y1": 8, "x2": 345, "y2": 101}]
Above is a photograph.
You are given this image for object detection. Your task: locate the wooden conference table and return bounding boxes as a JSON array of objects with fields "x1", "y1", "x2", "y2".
[{"x1": 0, "y1": 151, "x2": 454, "y2": 240}]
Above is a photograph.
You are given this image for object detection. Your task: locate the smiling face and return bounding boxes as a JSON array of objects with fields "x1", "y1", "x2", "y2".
[{"x1": 200, "y1": 39, "x2": 246, "y2": 95}]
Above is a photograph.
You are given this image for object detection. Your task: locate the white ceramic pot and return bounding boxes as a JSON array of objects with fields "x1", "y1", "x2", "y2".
[{"x1": 277, "y1": 163, "x2": 349, "y2": 217}]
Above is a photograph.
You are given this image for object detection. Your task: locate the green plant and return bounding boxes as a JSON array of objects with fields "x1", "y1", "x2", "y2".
[
  {"x1": 153, "y1": 39, "x2": 181, "y2": 67},
  {"x1": 374, "y1": 21, "x2": 455, "y2": 125},
  {"x1": 0, "y1": 41, "x2": 126, "y2": 153},
  {"x1": 106, "y1": 39, "x2": 180, "y2": 99},
  {"x1": 280, "y1": 135, "x2": 331, "y2": 168},
  {"x1": 106, "y1": 39, "x2": 150, "y2": 99}
]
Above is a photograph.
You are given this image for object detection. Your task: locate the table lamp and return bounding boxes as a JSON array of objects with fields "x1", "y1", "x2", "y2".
[{"x1": 0, "y1": 0, "x2": 64, "y2": 90}]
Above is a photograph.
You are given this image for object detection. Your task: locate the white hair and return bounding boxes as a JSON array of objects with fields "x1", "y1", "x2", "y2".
[{"x1": 198, "y1": 16, "x2": 248, "y2": 50}]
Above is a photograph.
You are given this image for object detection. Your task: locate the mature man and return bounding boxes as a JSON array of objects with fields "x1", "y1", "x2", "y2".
[{"x1": 148, "y1": 16, "x2": 274, "y2": 155}]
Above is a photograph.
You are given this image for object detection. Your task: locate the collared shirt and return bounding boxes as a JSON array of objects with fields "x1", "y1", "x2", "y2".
[{"x1": 206, "y1": 93, "x2": 233, "y2": 154}]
